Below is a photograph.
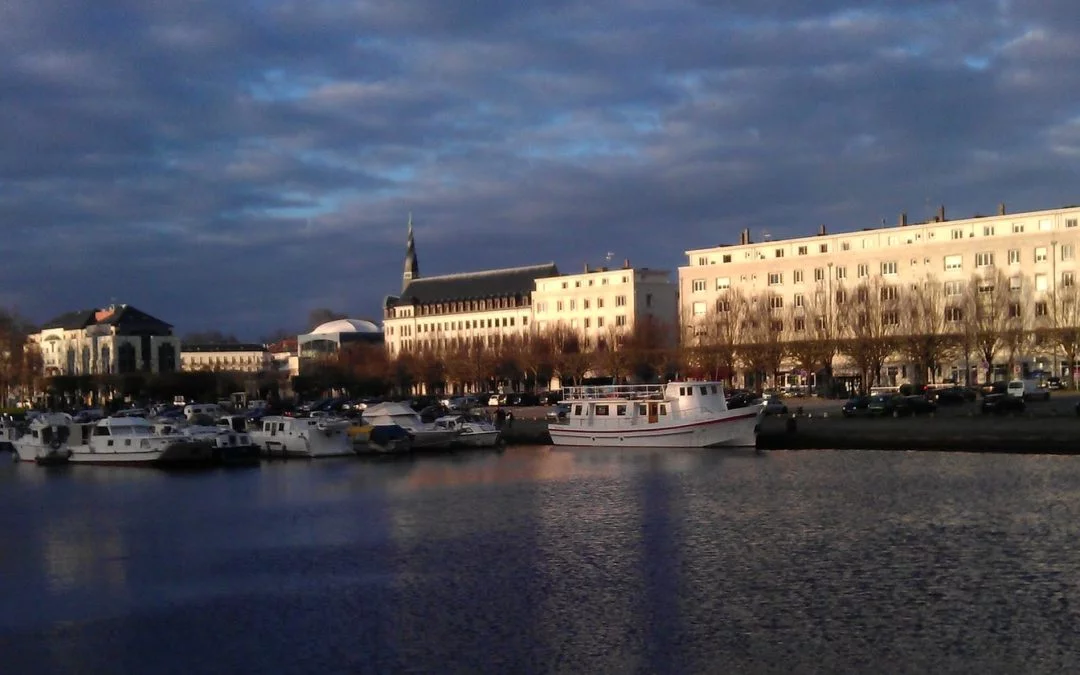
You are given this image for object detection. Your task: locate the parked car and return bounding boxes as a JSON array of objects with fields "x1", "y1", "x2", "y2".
[
  {"x1": 763, "y1": 398, "x2": 788, "y2": 416},
  {"x1": 902, "y1": 395, "x2": 938, "y2": 415},
  {"x1": 725, "y1": 390, "x2": 755, "y2": 409},
  {"x1": 546, "y1": 403, "x2": 571, "y2": 422},
  {"x1": 981, "y1": 393, "x2": 1026, "y2": 415},
  {"x1": 980, "y1": 381, "x2": 1009, "y2": 397},
  {"x1": 842, "y1": 395, "x2": 873, "y2": 417},
  {"x1": 931, "y1": 386, "x2": 976, "y2": 405},
  {"x1": 1007, "y1": 379, "x2": 1050, "y2": 401},
  {"x1": 1048, "y1": 377, "x2": 1063, "y2": 390},
  {"x1": 867, "y1": 394, "x2": 911, "y2": 418}
]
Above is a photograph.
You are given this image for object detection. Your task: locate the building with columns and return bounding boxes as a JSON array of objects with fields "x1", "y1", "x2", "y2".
[
  {"x1": 180, "y1": 344, "x2": 272, "y2": 373},
  {"x1": 679, "y1": 203, "x2": 1080, "y2": 386},
  {"x1": 31, "y1": 304, "x2": 180, "y2": 376}
]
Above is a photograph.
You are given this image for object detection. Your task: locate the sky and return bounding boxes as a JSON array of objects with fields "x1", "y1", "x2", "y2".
[{"x1": 3, "y1": 0, "x2": 1079, "y2": 340}]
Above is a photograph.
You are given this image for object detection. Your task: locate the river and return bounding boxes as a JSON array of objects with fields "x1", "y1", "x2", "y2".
[{"x1": 2, "y1": 447, "x2": 1080, "y2": 673}]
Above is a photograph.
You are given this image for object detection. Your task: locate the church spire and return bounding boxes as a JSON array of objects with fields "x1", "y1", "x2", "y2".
[{"x1": 403, "y1": 212, "x2": 419, "y2": 291}]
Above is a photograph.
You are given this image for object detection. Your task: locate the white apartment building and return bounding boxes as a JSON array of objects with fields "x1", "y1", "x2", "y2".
[
  {"x1": 680, "y1": 203, "x2": 1080, "y2": 385},
  {"x1": 31, "y1": 304, "x2": 180, "y2": 376},
  {"x1": 180, "y1": 344, "x2": 273, "y2": 373},
  {"x1": 532, "y1": 262, "x2": 678, "y2": 348}
]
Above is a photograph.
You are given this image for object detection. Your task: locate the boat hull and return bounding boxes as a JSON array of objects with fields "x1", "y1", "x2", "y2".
[
  {"x1": 69, "y1": 439, "x2": 216, "y2": 466},
  {"x1": 455, "y1": 430, "x2": 501, "y2": 448},
  {"x1": 548, "y1": 410, "x2": 761, "y2": 448},
  {"x1": 12, "y1": 442, "x2": 72, "y2": 465}
]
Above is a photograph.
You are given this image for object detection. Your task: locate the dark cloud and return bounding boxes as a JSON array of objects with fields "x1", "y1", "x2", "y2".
[{"x1": 1, "y1": 0, "x2": 1077, "y2": 339}]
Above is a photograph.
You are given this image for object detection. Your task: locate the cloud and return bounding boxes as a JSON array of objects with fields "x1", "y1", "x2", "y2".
[{"x1": 0, "y1": 0, "x2": 1078, "y2": 339}]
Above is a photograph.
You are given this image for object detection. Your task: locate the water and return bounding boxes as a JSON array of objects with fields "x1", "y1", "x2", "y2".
[{"x1": 2, "y1": 448, "x2": 1080, "y2": 674}]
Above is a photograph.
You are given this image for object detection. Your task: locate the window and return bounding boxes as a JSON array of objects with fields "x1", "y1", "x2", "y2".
[
  {"x1": 945, "y1": 306, "x2": 963, "y2": 322},
  {"x1": 615, "y1": 315, "x2": 626, "y2": 326},
  {"x1": 881, "y1": 261, "x2": 898, "y2": 275},
  {"x1": 857, "y1": 263, "x2": 868, "y2": 278},
  {"x1": 1036, "y1": 247, "x2": 1047, "y2": 262},
  {"x1": 944, "y1": 255, "x2": 962, "y2": 271},
  {"x1": 856, "y1": 287, "x2": 868, "y2": 302},
  {"x1": 569, "y1": 299, "x2": 576, "y2": 310},
  {"x1": 975, "y1": 252, "x2": 994, "y2": 267},
  {"x1": 1036, "y1": 274, "x2": 1048, "y2": 291},
  {"x1": 597, "y1": 317, "x2": 604, "y2": 328},
  {"x1": 769, "y1": 296, "x2": 784, "y2": 310},
  {"x1": 768, "y1": 272, "x2": 783, "y2": 286},
  {"x1": 978, "y1": 282, "x2": 994, "y2": 295},
  {"x1": 715, "y1": 299, "x2": 730, "y2": 313},
  {"x1": 1010, "y1": 276, "x2": 1022, "y2": 291},
  {"x1": 722, "y1": 254, "x2": 732, "y2": 263},
  {"x1": 793, "y1": 270, "x2": 804, "y2": 283},
  {"x1": 692, "y1": 279, "x2": 706, "y2": 292},
  {"x1": 835, "y1": 290, "x2": 846, "y2": 305},
  {"x1": 794, "y1": 317, "x2": 806, "y2": 331},
  {"x1": 583, "y1": 299, "x2": 590, "y2": 309},
  {"x1": 1062, "y1": 244, "x2": 1075, "y2": 261},
  {"x1": 1008, "y1": 249, "x2": 1020, "y2": 265},
  {"x1": 716, "y1": 277, "x2": 730, "y2": 290},
  {"x1": 692, "y1": 302, "x2": 706, "y2": 316},
  {"x1": 1035, "y1": 301, "x2": 1049, "y2": 317},
  {"x1": 1065, "y1": 272, "x2": 1075, "y2": 288},
  {"x1": 583, "y1": 318, "x2": 591, "y2": 328},
  {"x1": 597, "y1": 298, "x2": 604, "y2": 308},
  {"x1": 841, "y1": 241, "x2": 851, "y2": 251},
  {"x1": 835, "y1": 266, "x2": 847, "y2": 280},
  {"x1": 797, "y1": 245, "x2": 808, "y2": 255},
  {"x1": 616, "y1": 295, "x2": 627, "y2": 307},
  {"x1": 794, "y1": 294, "x2": 804, "y2": 307},
  {"x1": 1067, "y1": 218, "x2": 1078, "y2": 229},
  {"x1": 556, "y1": 301, "x2": 564, "y2": 311},
  {"x1": 881, "y1": 285, "x2": 898, "y2": 301},
  {"x1": 983, "y1": 225, "x2": 995, "y2": 236},
  {"x1": 595, "y1": 404, "x2": 609, "y2": 416},
  {"x1": 575, "y1": 281, "x2": 581, "y2": 288},
  {"x1": 819, "y1": 243, "x2": 829, "y2": 253},
  {"x1": 951, "y1": 228, "x2": 964, "y2": 240},
  {"x1": 1012, "y1": 223, "x2": 1024, "y2": 233},
  {"x1": 1008, "y1": 302, "x2": 1021, "y2": 319},
  {"x1": 814, "y1": 267, "x2": 825, "y2": 281},
  {"x1": 561, "y1": 281, "x2": 568, "y2": 289},
  {"x1": 775, "y1": 248, "x2": 785, "y2": 258},
  {"x1": 882, "y1": 311, "x2": 900, "y2": 326}
]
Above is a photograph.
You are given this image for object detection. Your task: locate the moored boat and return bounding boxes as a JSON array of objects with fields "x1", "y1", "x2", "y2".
[
  {"x1": 12, "y1": 412, "x2": 75, "y2": 465},
  {"x1": 361, "y1": 402, "x2": 460, "y2": 450},
  {"x1": 348, "y1": 422, "x2": 413, "y2": 455},
  {"x1": 433, "y1": 414, "x2": 501, "y2": 448},
  {"x1": 250, "y1": 415, "x2": 354, "y2": 458},
  {"x1": 547, "y1": 381, "x2": 764, "y2": 448},
  {"x1": 69, "y1": 416, "x2": 216, "y2": 466}
]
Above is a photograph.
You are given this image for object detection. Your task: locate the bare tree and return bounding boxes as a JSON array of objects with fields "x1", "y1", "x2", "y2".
[
  {"x1": 839, "y1": 277, "x2": 901, "y2": 392},
  {"x1": 593, "y1": 326, "x2": 631, "y2": 383},
  {"x1": 705, "y1": 289, "x2": 749, "y2": 386},
  {"x1": 1046, "y1": 280, "x2": 1080, "y2": 388},
  {"x1": 897, "y1": 274, "x2": 953, "y2": 385},
  {"x1": 737, "y1": 292, "x2": 785, "y2": 391},
  {"x1": 961, "y1": 270, "x2": 1013, "y2": 382}
]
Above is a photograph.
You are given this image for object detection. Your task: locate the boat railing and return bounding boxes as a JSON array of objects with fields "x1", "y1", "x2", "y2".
[{"x1": 561, "y1": 384, "x2": 666, "y2": 401}]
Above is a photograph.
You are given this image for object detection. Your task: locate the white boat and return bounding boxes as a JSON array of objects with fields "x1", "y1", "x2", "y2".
[
  {"x1": 250, "y1": 415, "x2": 354, "y2": 458},
  {"x1": 361, "y1": 402, "x2": 461, "y2": 449},
  {"x1": 0, "y1": 415, "x2": 21, "y2": 456},
  {"x1": 11, "y1": 412, "x2": 75, "y2": 465},
  {"x1": 433, "y1": 414, "x2": 501, "y2": 448},
  {"x1": 69, "y1": 416, "x2": 216, "y2": 466},
  {"x1": 547, "y1": 381, "x2": 764, "y2": 448},
  {"x1": 152, "y1": 417, "x2": 260, "y2": 465}
]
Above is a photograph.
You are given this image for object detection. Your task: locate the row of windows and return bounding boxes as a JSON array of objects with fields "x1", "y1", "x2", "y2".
[
  {"x1": 536, "y1": 295, "x2": 630, "y2": 312},
  {"x1": 691, "y1": 246, "x2": 1077, "y2": 291},
  {"x1": 388, "y1": 315, "x2": 529, "y2": 337},
  {"x1": 693, "y1": 217, "x2": 1079, "y2": 266},
  {"x1": 548, "y1": 274, "x2": 630, "y2": 291},
  {"x1": 388, "y1": 296, "x2": 529, "y2": 319}
]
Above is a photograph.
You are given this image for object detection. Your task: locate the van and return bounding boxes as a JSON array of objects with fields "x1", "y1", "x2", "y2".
[
  {"x1": 184, "y1": 403, "x2": 224, "y2": 419},
  {"x1": 1007, "y1": 379, "x2": 1050, "y2": 401}
]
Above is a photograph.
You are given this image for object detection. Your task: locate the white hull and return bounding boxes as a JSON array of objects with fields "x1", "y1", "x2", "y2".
[
  {"x1": 253, "y1": 433, "x2": 354, "y2": 458},
  {"x1": 12, "y1": 442, "x2": 71, "y2": 464},
  {"x1": 68, "y1": 439, "x2": 215, "y2": 465},
  {"x1": 456, "y1": 430, "x2": 501, "y2": 448},
  {"x1": 549, "y1": 409, "x2": 762, "y2": 448}
]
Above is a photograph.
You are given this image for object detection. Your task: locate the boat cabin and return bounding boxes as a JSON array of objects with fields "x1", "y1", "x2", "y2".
[{"x1": 560, "y1": 381, "x2": 730, "y2": 429}]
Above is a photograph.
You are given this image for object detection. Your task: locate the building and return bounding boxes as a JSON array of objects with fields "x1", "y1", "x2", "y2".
[
  {"x1": 31, "y1": 303, "x2": 180, "y2": 376},
  {"x1": 298, "y1": 318, "x2": 384, "y2": 362},
  {"x1": 180, "y1": 344, "x2": 272, "y2": 372},
  {"x1": 679, "y1": 203, "x2": 1080, "y2": 386},
  {"x1": 532, "y1": 261, "x2": 679, "y2": 348},
  {"x1": 383, "y1": 216, "x2": 559, "y2": 356}
]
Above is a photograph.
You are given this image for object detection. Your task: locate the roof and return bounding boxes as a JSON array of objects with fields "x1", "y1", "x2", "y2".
[
  {"x1": 389, "y1": 263, "x2": 559, "y2": 306},
  {"x1": 310, "y1": 318, "x2": 382, "y2": 335},
  {"x1": 181, "y1": 344, "x2": 268, "y2": 353},
  {"x1": 41, "y1": 304, "x2": 172, "y2": 331}
]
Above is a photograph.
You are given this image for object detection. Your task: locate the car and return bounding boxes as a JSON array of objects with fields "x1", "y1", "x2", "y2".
[
  {"x1": 981, "y1": 393, "x2": 1026, "y2": 415},
  {"x1": 902, "y1": 395, "x2": 938, "y2": 415},
  {"x1": 1048, "y1": 377, "x2": 1063, "y2": 390},
  {"x1": 725, "y1": 390, "x2": 755, "y2": 409},
  {"x1": 979, "y1": 381, "x2": 1009, "y2": 397},
  {"x1": 931, "y1": 386, "x2": 976, "y2": 405},
  {"x1": 546, "y1": 404, "x2": 570, "y2": 422},
  {"x1": 763, "y1": 398, "x2": 788, "y2": 416},
  {"x1": 842, "y1": 395, "x2": 872, "y2": 417},
  {"x1": 867, "y1": 394, "x2": 911, "y2": 418},
  {"x1": 488, "y1": 395, "x2": 501, "y2": 407}
]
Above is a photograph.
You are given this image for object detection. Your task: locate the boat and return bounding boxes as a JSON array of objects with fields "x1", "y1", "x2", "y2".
[
  {"x1": 152, "y1": 417, "x2": 261, "y2": 466},
  {"x1": 547, "y1": 381, "x2": 764, "y2": 448},
  {"x1": 361, "y1": 402, "x2": 461, "y2": 449},
  {"x1": 347, "y1": 422, "x2": 413, "y2": 455},
  {"x1": 0, "y1": 414, "x2": 20, "y2": 456},
  {"x1": 11, "y1": 412, "x2": 75, "y2": 465},
  {"x1": 433, "y1": 413, "x2": 501, "y2": 448},
  {"x1": 249, "y1": 415, "x2": 355, "y2": 458},
  {"x1": 68, "y1": 416, "x2": 217, "y2": 466}
]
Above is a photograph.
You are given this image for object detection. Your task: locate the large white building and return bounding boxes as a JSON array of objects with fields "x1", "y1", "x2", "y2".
[
  {"x1": 180, "y1": 344, "x2": 272, "y2": 373},
  {"x1": 679, "y1": 203, "x2": 1080, "y2": 386},
  {"x1": 31, "y1": 304, "x2": 180, "y2": 376}
]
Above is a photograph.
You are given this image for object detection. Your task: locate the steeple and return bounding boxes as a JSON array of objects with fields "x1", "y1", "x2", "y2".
[{"x1": 402, "y1": 212, "x2": 419, "y2": 291}]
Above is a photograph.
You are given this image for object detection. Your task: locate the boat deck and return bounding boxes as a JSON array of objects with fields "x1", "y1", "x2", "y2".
[{"x1": 561, "y1": 384, "x2": 667, "y2": 402}]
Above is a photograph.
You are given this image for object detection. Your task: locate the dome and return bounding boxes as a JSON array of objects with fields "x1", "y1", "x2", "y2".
[{"x1": 311, "y1": 318, "x2": 382, "y2": 334}]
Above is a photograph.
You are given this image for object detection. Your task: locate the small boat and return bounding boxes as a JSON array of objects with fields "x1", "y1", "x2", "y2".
[
  {"x1": 433, "y1": 414, "x2": 501, "y2": 448},
  {"x1": 249, "y1": 415, "x2": 355, "y2": 458},
  {"x1": 548, "y1": 381, "x2": 764, "y2": 448},
  {"x1": 361, "y1": 402, "x2": 461, "y2": 450},
  {"x1": 69, "y1": 416, "x2": 216, "y2": 466},
  {"x1": 11, "y1": 412, "x2": 74, "y2": 465},
  {"x1": 0, "y1": 415, "x2": 21, "y2": 456},
  {"x1": 152, "y1": 417, "x2": 261, "y2": 466},
  {"x1": 348, "y1": 422, "x2": 413, "y2": 455}
]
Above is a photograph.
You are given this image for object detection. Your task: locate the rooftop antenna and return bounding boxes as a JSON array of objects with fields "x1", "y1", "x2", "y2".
[{"x1": 605, "y1": 251, "x2": 614, "y2": 264}]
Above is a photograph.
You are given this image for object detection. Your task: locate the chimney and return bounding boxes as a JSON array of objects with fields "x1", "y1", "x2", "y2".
[
  {"x1": 739, "y1": 229, "x2": 746, "y2": 245},
  {"x1": 998, "y1": 202, "x2": 1006, "y2": 216},
  {"x1": 584, "y1": 262, "x2": 590, "y2": 273},
  {"x1": 937, "y1": 204, "x2": 946, "y2": 222},
  {"x1": 744, "y1": 228, "x2": 753, "y2": 245},
  {"x1": 623, "y1": 258, "x2": 630, "y2": 269},
  {"x1": 818, "y1": 224, "x2": 827, "y2": 236},
  {"x1": 899, "y1": 212, "x2": 907, "y2": 227}
]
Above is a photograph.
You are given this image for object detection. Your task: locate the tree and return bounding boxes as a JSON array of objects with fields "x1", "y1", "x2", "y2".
[
  {"x1": 961, "y1": 270, "x2": 1013, "y2": 382},
  {"x1": 623, "y1": 315, "x2": 674, "y2": 382},
  {"x1": 737, "y1": 292, "x2": 785, "y2": 391},
  {"x1": 1046, "y1": 280, "x2": 1080, "y2": 388},
  {"x1": 516, "y1": 332, "x2": 554, "y2": 390},
  {"x1": 593, "y1": 326, "x2": 631, "y2": 383},
  {"x1": 785, "y1": 281, "x2": 841, "y2": 394},
  {"x1": 697, "y1": 289, "x2": 749, "y2": 385},
  {"x1": 897, "y1": 274, "x2": 952, "y2": 385},
  {"x1": 839, "y1": 278, "x2": 901, "y2": 392}
]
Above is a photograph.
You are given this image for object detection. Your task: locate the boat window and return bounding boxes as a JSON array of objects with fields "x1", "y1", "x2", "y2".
[
  {"x1": 660, "y1": 405, "x2": 667, "y2": 415},
  {"x1": 616, "y1": 405, "x2": 627, "y2": 416},
  {"x1": 94, "y1": 426, "x2": 110, "y2": 436},
  {"x1": 107, "y1": 440, "x2": 113, "y2": 446},
  {"x1": 277, "y1": 423, "x2": 285, "y2": 432},
  {"x1": 679, "y1": 387, "x2": 686, "y2": 396},
  {"x1": 595, "y1": 404, "x2": 609, "y2": 416},
  {"x1": 574, "y1": 404, "x2": 583, "y2": 416},
  {"x1": 637, "y1": 403, "x2": 647, "y2": 415},
  {"x1": 712, "y1": 385, "x2": 718, "y2": 394},
  {"x1": 700, "y1": 386, "x2": 708, "y2": 395}
]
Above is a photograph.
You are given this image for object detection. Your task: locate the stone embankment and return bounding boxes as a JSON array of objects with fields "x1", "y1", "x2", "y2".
[{"x1": 497, "y1": 398, "x2": 1080, "y2": 452}]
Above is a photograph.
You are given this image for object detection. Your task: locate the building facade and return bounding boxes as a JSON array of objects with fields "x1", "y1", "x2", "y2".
[
  {"x1": 679, "y1": 204, "x2": 1080, "y2": 386},
  {"x1": 180, "y1": 344, "x2": 272, "y2": 372},
  {"x1": 298, "y1": 318, "x2": 384, "y2": 363},
  {"x1": 532, "y1": 262, "x2": 679, "y2": 348},
  {"x1": 31, "y1": 304, "x2": 180, "y2": 376}
]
